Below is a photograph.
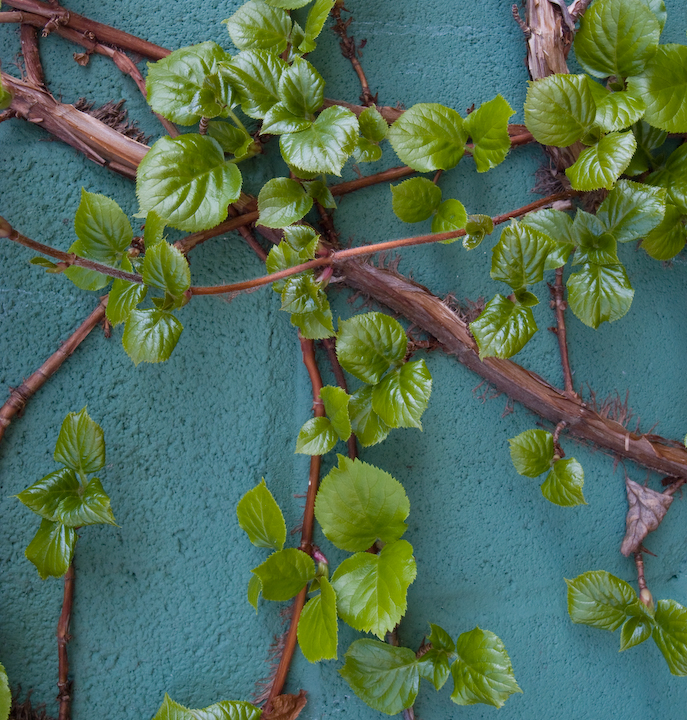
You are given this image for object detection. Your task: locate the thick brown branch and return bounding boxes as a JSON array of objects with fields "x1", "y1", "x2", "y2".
[
  {"x1": 57, "y1": 563, "x2": 75, "y2": 720},
  {"x1": 549, "y1": 267, "x2": 575, "y2": 394},
  {"x1": 20, "y1": 22, "x2": 45, "y2": 86}
]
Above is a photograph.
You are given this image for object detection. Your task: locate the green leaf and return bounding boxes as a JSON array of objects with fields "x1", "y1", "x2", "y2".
[
  {"x1": 122, "y1": 309, "x2": 183, "y2": 365},
  {"x1": 508, "y1": 429, "x2": 554, "y2": 478},
  {"x1": 152, "y1": 694, "x2": 262, "y2": 720},
  {"x1": 315, "y1": 455, "x2": 409, "y2": 552},
  {"x1": 332, "y1": 540, "x2": 416, "y2": 638},
  {"x1": 30, "y1": 257, "x2": 58, "y2": 269},
  {"x1": 595, "y1": 89, "x2": 646, "y2": 133},
  {"x1": 236, "y1": 478, "x2": 286, "y2": 551},
  {"x1": 524, "y1": 74, "x2": 596, "y2": 147},
  {"x1": 566, "y1": 570, "x2": 644, "y2": 631},
  {"x1": 264, "y1": 0, "x2": 310, "y2": 8},
  {"x1": 340, "y1": 639, "x2": 419, "y2": 715},
  {"x1": 223, "y1": 50, "x2": 286, "y2": 119},
  {"x1": 541, "y1": 457, "x2": 586, "y2": 507},
  {"x1": 573, "y1": 0, "x2": 660, "y2": 79},
  {"x1": 137, "y1": 134, "x2": 242, "y2": 232},
  {"x1": 451, "y1": 628, "x2": 521, "y2": 708},
  {"x1": 146, "y1": 42, "x2": 233, "y2": 125},
  {"x1": 625, "y1": 120, "x2": 667, "y2": 176},
  {"x1": 0, "y1": 662, "x2": 10, "y2": 720},
  {"x1": 353, "y1": 137, "x2": 383, "y2": 163},
  {"x1": 25, "y1": 519, "x2": 76, "y2": 580},
  {"x1": 628, "y1": 45, "x2": 687, "y2": 133},
  {"x1": 646, "y1": 143, "x2": 687, "y2": 215},
  {"x1": 280, "y1": 106, "x2": 359, "y2": 176},
  {"x1": 142, "y1": 241, "x2": 191, "y2": 300},
  {"x1": 291, "y1": 305, "x2": 335, "y2": 339},
  {"x1": 597, "y1": 179, "x2": 666, "y2": 243},
  {"x1": 652, "y1": 599, "x2": 687, "y2": 675},
  {"x1": 464, "y1": 95, "x2": 515, "y2": 172},
  {"x1": 207, "y1": 121, "x2": 254, "y2": 157},
  {"x1": 567, "y1": 263, "x2": 634, "y2": 329},
  {"x1": 295, "y1": 416, "x2": 338, "y2": 455},
  {"x1": 391, "y1": 177, "x2": 442, "y2": 223},
  {"x1": 462, "y1": 214, "x2": 494, "y2": 250},
  {"x1": 566, "y1": 131, "x2": 637, "y2": 191},
  {"x1": 226, "y1": 0, "x2": 292, "y2": 54},
  {"x1": 280, "y1": 274, "x2": 323, "y2": 314},
  {"x1": 144, "y1": 210, "x2": 166, "y2": 247},
  {"x1": 519, "y1": 209, "x2": 574, "y2": 269},
  {"x1": 387, "y1": 103, "x2": 467, "y2": 172},
  {"x1": 278, "y1": 57, "x2": 324, "y2": 118},
  {"x1": 303, "y1": 180, "x2": 336, "y2": 209},
  {"x1": 54, "y1": 406, "x2": 105, "y2": 475},
  {"x1": 470, "y1": 295, "x2": 537, "y2": 359},
  {"x1": 266, "y1": 238, "x2": 318, "y2": 293},
  {"x1": 619, "y1": 616, "x2": 652, "y2": 651},
  {"x1": 348, "y1": 385, "x2": 391, "y2": 447},
  {"x1": 336, "y1": 312, "x2": 407, "y2": 384},
  {"x1": 283, "y1": 224, "x2": 319, "y2": 251},
  {"x1": 490, "y1": 223, "x2": 555, "y2": 290},
  {"x1": 297, "y1": 576, "x2": 338, "y2": 662},
  {"x1": 247, "y1": 574, "x2": 261, "y2": 612},
  {"x1": 432, "y1": 199, "x2": 467, "y2": 236},
  {"x1": 418, "y1": 649, "x2": 452, "y2": 691},
  {"x1": 0, "y1": 79, "x2": 13, "y2": 110},
  {"x1": 302, "y1": 0, "x2": 335, "y2": 50},
  {"x1": 572, "y1": 230, "x2": 619, "y2": 266},
  {"x1": 371, "y1": 360, "x2": 432, "y2": 430},
  {"x1": 320, "y1": 386, "x2": 351, "y2": 441},
  {"x1": 641, "y1": 204, "x2": 687, "y2": 260},
  {"x1": 258, "y1": 177, "x2": 313, "y2": 228},
  {"x1": 107, "y1": 256, "x2": 146, "y2": 326},
  {"x1": 252, "y1": 547, "x2": 315, "y2": 601},
  {"x1": 359, "y1": 106, "x2": 388, "y2": 142}
]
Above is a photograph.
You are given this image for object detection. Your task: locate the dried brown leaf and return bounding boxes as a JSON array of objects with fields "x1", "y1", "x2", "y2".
[
  {"x1": 262, "y1": 691, "x2": 307, "y2": 720},
  {"x1": 620, "y1": 478, "x2": 673, "y2": 556}
]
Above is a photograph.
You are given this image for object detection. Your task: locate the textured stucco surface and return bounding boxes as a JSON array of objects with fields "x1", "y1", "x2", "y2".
[{"x1": 1, "y1": 1, "x2": 687, "y2": 718}]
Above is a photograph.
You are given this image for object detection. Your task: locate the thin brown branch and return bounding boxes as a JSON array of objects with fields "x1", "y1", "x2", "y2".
[
  {"x1": 568, "y1": 0, "x2": 593, "y2": 21},
  {"x1": 634, "y1": 551, "x2": 653, "y2": 609},
  {"x1": 322, "y1": 338, "x2": 358, "y2": 459},
  {"x1": 323, "y1": 97, "x2": 403, "y2": 124},
  {"x1": 20, "y1": 22, "x2": 45, "y2": 86},
  {"x1": 552, "y1": 420, "x2": 567, "y2": 458},
  {"x1": 664, "y1": 478, "x2": 687, "y2": 496},
  {"x1": 549, "y1": 267, "x2": 575, "y2": 395},
  {"x1": 174, "y1": 211, "x2": 260, "y2": 255},
  {"x1": 331, "y1": 1, "x2": 375, "y2": 106},
  {"x1": 57, "y1": 563, "x2": 75, "y2": 720},
  {"x1": 331, "y1": 165, "x2": 416, "y2": 196}
]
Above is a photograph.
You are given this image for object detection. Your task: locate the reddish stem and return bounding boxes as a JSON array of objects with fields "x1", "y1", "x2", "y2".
[
  {"x1": 57, "y1": 563, "x2": 75, "y2": 720},
  {"x1": 549, "y1": 267, "x2": 575, "y2": 395}
]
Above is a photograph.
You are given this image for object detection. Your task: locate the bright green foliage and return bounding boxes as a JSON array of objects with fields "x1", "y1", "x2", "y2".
[
  {"x1": 340, "y1": 640, "x2": 420, "y2": 715},
  {"x1": 336, "y1": 312, "x2": 407, "y2": 384},
  {"x1": 354, "y1": 137, "x2": 383, "y2": 163},
  {"x1": 247, "y1": 574, "x2": 261, "y2": 612},
  {"x1": 280, "y1": 274, "x2": 323, "y2": 314},
  {"x1": 146, "y1": 42, "x2": 233, "y2": 125},
  {"x1": 470, "y1": 295, "x2": 537, "y2": 360},
  {"x1": 524, "y1": 74, "x2": 595, "y2": 147},
  {"x1": 207, "y1": 121, "x2": 255, "y2": 157},
  {"x1": 647, "y1": 143, "x2": 687, "y2": 215},
  {"x1": 567, "y1": 263, "x2": 634, "y2": 328},
  {"x1": 451, "y1": 627, "x2": 522, "y2": 708},
  {"x1": 258, "y1": 178, "x2": 313, "y2": 227},
  {"x1": 300, "y1": 0, "x2": 336, "y2": 52},
  {"x1": 223, "y1": 50, "x2": 286, "y2": 119},
  {"x1": 620, "y1": 616, "x2": 653, "y2": 651},
  {"x1": 541, "y1": 458, "x2": 586, "y2": 507},
  {"x1": 359, "y1": 106, "x2": 388, "y2": 142},
  {"x1": 320, "y1": 386, "x2": 351, "y2": 441},
  {"x1": 283, "y1": 224, "x2": 319, "y2": 251},
  {"x1": 297, "y1": 576, "x2": 338, "y2": 662},
  {"x1": 279, "y1": 105, "x2": 359, "y2": 175},
  {"x1": 152, "y1": 693, "x2": 262, "y2": 720},
  {"x1": 596, "y1": 180, "x2": 666, "y2": 243},
  {"x1": 296, "y1": 416, "x2": 339, "y2": 454},
  {"x1": 142, "y1": 242, "x2": 191, "y2": 303},
  {"x1": 348, "y1": 385, "x2": 391, "y2": 447},
  {"x1": 626, "y1": 120, "x2": 666, "y2": 176},
  {"x1": 433, "y1": 199, "x2": 467, "y2": 235},
  {"x1": 264, "y1": 0, "x2": 310, "y2": 8},
  {"x1": 332, "y1": 540, "x2": 416, "y2": 638},
  {"x1": 371, "y1": 360, "x2": 432, "y2": 430},
  {"x1": 653, "y1": 600, "x2": 687, "y2": 675},
  {"x1": 509, "y1": 429, "x2": 554, "y2": 478},
  {"x1": 462, "y1": 214, "x2": 494, "y2": 250},
  {"x1": 65, "y1": 189, "x2": 133, "y2": 291},
  {"x1": 122, "y1": 309, "x2": 183, "y2": 364},
  {"x1": 304, "y1": 180, "x2": 336, "y2": 208},
  {"x1": 25, "y1": 520, "x2": 77, "y2": 581},
  {"x1": 263, "y1": 97, "x2": 314, "y2": 135},
  {"x1": 630, "y1": 45, "x2": 687, "y2": 132},
  {"x1": 566, "y1": 131, "x2": 637, "y2": 191},
  {"x1": 464, "y1": 95, "x2": 515, "y2": 172},
  {"x1": 490, "y1": 223, "x2": 554, "y2": 290},
  {"x1": 144, "y1": 211, "x2": 166, "y2": 247},
  {"x1": 417, "y1": 624, "x2": 455, "y2": 690},
  {"x1": 252, "y1": 547, "x2": 315, "y2": 601},
  {"x1": 641, "y1": 205, "x2": 687, "y2": 260},
  {"x1": 225, "y1": 0, "x2": 292, "y2": 54},
  {"x1": 266, "y1": 238, "x2": 318, "y2": 292},
  {"x1": 594, "y1": 89, "x2": 646, "y2": 133},
  {"x1": 54, "y1": 406, "x2": 105, "y2": 475},
  {"x1": 391, "y1": 177, "x2": 442, "y2": 223},
  {"x1": 387, "y1": 103, "x2": 467, "y2": 172},
  {"x1": 0, "y1": 663, "x2": 9, "y2": 720},
  {"x1": 519, "y1": 209, "x2": 574, "y2": 269},
  {"x1": 236, "y1": 479, "x2": 286, "y2": 551},
  {"x1": 278, "y1": 57, "x2": 324, "y2": 118},
  {"x1": 0, "y1": 79, "x2": 12, "y2": 110},
  {"x1": 573, "y1": 0, "x2": 660, "y2": 79},
  {"x1": 315, "y1": 455, "x2": 409, "y2": 551}
]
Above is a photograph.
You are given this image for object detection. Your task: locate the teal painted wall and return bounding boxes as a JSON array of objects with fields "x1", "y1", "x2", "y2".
[{"x1": 1, "y1": 1, "x2": 687, "y2": 718}]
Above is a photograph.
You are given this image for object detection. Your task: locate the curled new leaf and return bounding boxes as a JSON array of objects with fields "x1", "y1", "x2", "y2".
[
  {"x1": 620, "y1": 478, "x2": 673, "y2": 556},
  {"x1": 320, "y1": 386, "x2": 351, "y2": 441},
  {"x1": 25, "y1": 519, "x2": 76, "y2": 580}
]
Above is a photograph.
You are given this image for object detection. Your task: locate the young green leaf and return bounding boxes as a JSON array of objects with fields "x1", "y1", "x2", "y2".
[
  {"x1": 264, "y1": 0, "x2": 311, "y2": 8},
  {"x1": 508, "y1": 429, "x2": 554, "y2": 478},
  {"x1": 470, "y1": 295, "x2": 537, "y2": 359},
  {"x1": 464, "y1": 95, "x2": 515, "y2": 172},
  {"x1": 641, "y1": 205, "x2": 687, "y2": 261},
  {"x1": 226, "y1": 0, "x2": 293, "y2": 54},
  {"x1": 0, "y1": 662, "x2": 9, "y2": 720},
  {"x1": 336, "y1": 312, "x2": 407, "y2": 384},
  {"x1": 451, "y1": 627, "x2": 521, "y2": 708},
  {"x1": 207, "y1": 121, "x2": 255, "y2": 157},
  {"x1": 594, "y1": 89, "x2": 646, "y2": 133},
  {"x1": 266, "y1": 238, "x2": 319, "y2": 292},
  {"x1": 418, "y1": 649, "x2": 452, "y2": 691},
  {"x1": 524, "y1": 74, "x2": 596, "y2": 147},
  {"x1": 142, "y1": 241, "x2": 191, "y2": 299},
  {"x1": 463, "y1": 214, "x2": 494, "y2": 250},
  {"x1": 278, "y1": 57, "x2": 324, "y2": 118},
  {"x1": 315, "y1": 455, "x2": 409, "y2": 552},
  {"x1": 236, "y1": 478, "x2": 287, "y2": 551},
  {"x1": 291, "y1": 305, "x2": 335, "y2": 339},
  {"x1": 353, "y1": 137, "x2": 383, "y2": 163},
  {"x1": 573, "y1": 0, "x2": 660, "y2": 79},
  {"x1": 297, "y1": 576, "x2": 338, "y2": 662},
  {"x1": 144, "y1": 211, "x2": 166, "y2": 248},
  {"x1": 283, "y1": 224, "x2": 319, "y2": 251},
  {"x1": 280, "y1": 274, "x2": 324, "y2": 314},
  {"x1": 597, "y1": 179, "x2": 666, "y2": 243},
  {"x1": 566, "y1": 131, "x2": 637, "y2": 191},
  {"x1": 432, "y1": 199, "x2": 467, "y2": 236},
  {"x1": 122, "y1": 309, "x2": 183, "y2": 365},
  {"x1": 223, "y1": 49, "x2": 286, "y2": 119},
  {"x1": 652, "y1": 599, "x2": 687, "y2": 676},
  {"x1": 247, "y1": 574, "x2": 261, "y2": 612},
  {"x1": 320, "y1": 386, "x2": 351, "y2": 441},
  {"x1": 0, "y1": 79, "x2": 13, "y2": 110},
  {"x1": 490, "y1": 223, "x2": 555, "y2": 290},
  {"x1": 262, "y1": 101, "x2": 314, "y2": 134},
  {"x1": 107, "y1": 257, "x2": 147, "y2": 326},
  {"x1": 387, "y1": 103, "x2": 467, "y2": 172},
  {"x1": 340, "y1": 640, "x2": 419, "y2": 715},
  {"x1": 295, "y1": 416, "x2": 338, "y2": 455},
  {"x1": 359, "y1": 106, "x2": 388, "y2": 143},
  {"x1": 280, "y1": 105, "x2": 359, "y2": 175},
  {"x1": 566, "y1": 570, "x2": 644, "y2": 631},
  {"x1": 137, "y1": 134, "x2": 242, "y2": 232},
  {"x1": 371, "y1": 360, "x2": 432, "y2": 430},
  {"x1": 258, "y1": 177, "x2": 313, "y2": 228},
  {"x1": 252, "y1": 547, "x2": 315, "y2": 601},
  {"x1": 541, "y1": 458, "x2": 586, "y2": 507},
  {"x1": 152, "y1": 694, "x2": 262, "y2": 720},
  {"x1": 54, "y1": 406, "x2": 105, "y2": 475},
  {"x1": 391, "y1": 177, "x2": 442, "y2": 223},
  {"x1": 519, "y1": 208, "x2": 574, "y2": 269},
  {"x1": 348, "y1": 385, "x2": 391, "y2": 447},
  {"x1": 300, "y1": 0, "x2": 335, "y2": 51},
  {"x1": 646, "y1": 144, "x2": 687, "y2": 215},
  {"x1": 303, "y1": 180, "x2": 336, "y2": 209},
  {"x1": 566, "y1": 263, "x2": 634, "y2": 329},
  {"x1": 25, "y1": 519, "x2": 76, "y2": 580},
  {"x1": 572, "y1": 230, "x2": 619, "y2": 266},
  {"x1": 619, "y1": 616, "x2": 652, "y2": 652},
  {"x1": 331, "y1": 539, "x2": 416, "y2": 638}
]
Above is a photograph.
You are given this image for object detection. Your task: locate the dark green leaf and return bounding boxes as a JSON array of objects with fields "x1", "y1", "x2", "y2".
[
  {"x1": 320, "y1": 386, "x2": 351, "y2": 441},
  {"x1": 625, "y1": 120, "x2": 667, "y2": 176},
  {"x1": 391, "y1": 177, "x2": 442, "y2": 223},
  {"x1": 303, "y1": 180, "x2": 336, "y2": 209},
  {"x1": 519, "y1": 209, "x2": 574, "y2": 269},
  {"x1": 252, "y1": 547, "x2": 315, "y2": 601},
  {"x1": 463, "y1": 214, "x2": 494, "y2": 250},
  {"x1": 297, "y1": 576, "x2": 338, "y2": 662},
  {"x1": 641, "y1": 204, "x2": 687, "y2": 260},
  {"x1": 348, "y1": 385, "x2": 391, "y2": 447},
  {"x1": 207, "y1": 121, "x2": 255, "y2": 157},
  {"x1": 470, "y1": 295, "x2": 537, "y2": 359},
  {"x1": 25, "y1": 519, "x2": 76, "y2": 580},
  {"x1": 247, "y1": 574, "x2": 261, "y2": 612},
  {"x1": 573, "y1": 231, "x2": 618, "y2": 266},
  {"x1": 566, "y1": 131, "x2": 637, "y2": 191},
  {"x1": 54, "y1": 406, "x2": 105, "y2": 475},
  {"x1": 315, "y1": 455, "x2": 409, "y2": 552},
  {"x1": 223, "y1": 50, "x2": 286, "y2": 119},
  {"x1": 359, "y1": 106, "x2": 388, "y2": 142},
  {"x1": 619, "y1": 616, "x2": 652, "y2": 651},
  {"x1": 291, "y1": 304, "x2": 335, "y2": 339},
  {"x1": 107, "y1": 257, "x2": 146, "y2": 326},
  {"x1": 418, "y1": 649, "x2": 451, "y2": 691},
  {"x1": 237, "y1": 478, "x2": 286, "y2": 551},
  {"x1": 490, "y1": 223, "x2": 554, "y2": 290},
  {"x1": 567, "y1": 263, "x2": 634, "y2": 328},
  {"x1": 258, "y1": 177, "x2": 313, "y2": 228},
  {"x1": 371, "y1": 360, "x2": 432, "y2": 430},
  {"x1": 278, "y1": 57, "x2": 324, "y2": 118},
  {"x1": 295, "y1": 416, "x2": 338, "y2": 455},
  {"x1": 597, "y1": 179, "x2": 666, "y2": 243},
  {"x1": 566, "y1": 570, "x2": 644, "y2": 631},
  {"x1": 432, "y1": 199, "x2": 467, "y2": 236},
  {"x1": 542, "y1": 458, "x2": 586, "y2": 507},
  {"x1": 652, "y1": 599, "x2": 687, "y2": 675},
  {"x1": 226, "y1": 0, "x2": 292, "y2": 54},
  {"x1": 122, "y1": 309, "x2": 183, "y2": 365},
  {"x1": 142, "y1": 241, "x2": 191, "y2": 299},
  {"x1": 464, "y1": 95, "x2": 515, "y2": 172},
  {"x1": 508, "y1": 429, "x2": 554, "y2": 478},
  {"x1": 646, "y1": 143, "x2": 687, "y2": 215}
]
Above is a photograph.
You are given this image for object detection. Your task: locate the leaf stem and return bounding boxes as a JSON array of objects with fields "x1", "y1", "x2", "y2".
[
  {"x1": 57, "y1": 562, "x2": 75, "y2": 720},
  {"x1": 634, "y1": 551, "x2": 653, "y2": 609},
  {"x1": 549, "y1": 267, "x2": 576, "y2": 395}
]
